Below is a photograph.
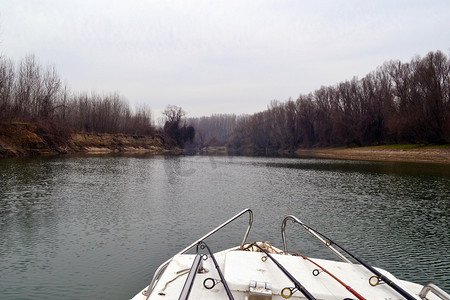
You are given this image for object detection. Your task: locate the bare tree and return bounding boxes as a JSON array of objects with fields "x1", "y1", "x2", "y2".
[
  {"x1": 162, "y1": 105, "x2": 185, "y2": 124},
  {"x1": 0, "y1": 56, "x2": 15, "y2": 120}
]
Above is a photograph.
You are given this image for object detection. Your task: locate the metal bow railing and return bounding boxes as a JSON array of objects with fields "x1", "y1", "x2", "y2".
[{"x1": 143, "y1": 208, "x2": 253, "y2": 299}]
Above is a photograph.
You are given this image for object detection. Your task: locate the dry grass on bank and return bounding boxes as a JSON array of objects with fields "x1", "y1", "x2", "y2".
[{"x1": 295, "y1": 145, "x2": 450, "y2": 164}]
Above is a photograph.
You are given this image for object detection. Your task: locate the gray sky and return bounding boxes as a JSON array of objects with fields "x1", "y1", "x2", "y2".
[{"x1": 1, "y1": 0, "x2": 449, "y2": 118}]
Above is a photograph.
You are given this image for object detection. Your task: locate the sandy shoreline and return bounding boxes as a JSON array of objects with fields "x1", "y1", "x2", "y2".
[{"x1": 295, "y1": 146, "x2": 450, "y2": 165}]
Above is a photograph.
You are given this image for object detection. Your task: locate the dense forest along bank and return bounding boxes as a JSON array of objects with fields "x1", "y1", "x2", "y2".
[{"x1": 0, "y1": 122, "x2": 177, "y2": 158}]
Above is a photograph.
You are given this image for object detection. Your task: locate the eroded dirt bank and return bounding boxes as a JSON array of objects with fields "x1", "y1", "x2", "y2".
[
  {"x1": 70, "y1": 132, "x2": 177, "y2": 154},
  {"x1": 0, "y1": 122, "x2": 177, "y2": 158},
  {"x1": 295, "y1": 146, "x2": 450, "y2": 164}
]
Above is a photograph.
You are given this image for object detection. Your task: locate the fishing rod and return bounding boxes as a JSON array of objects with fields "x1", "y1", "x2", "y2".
[
  {"x1": 282, "y1": 216, "x2": 418, "y2": 300},
  {"x1": 196, "y1": 241, "x2": 235, "y2": 300},
  {"x1": 250, "y1": 243, "x2": 316, "y2": 300},
  {"x1": 178, "y1": 254, "x2": 204, "y2": 300},
  {"x1": 286, "y1": 251, "x2": 366, "y2": 300}
]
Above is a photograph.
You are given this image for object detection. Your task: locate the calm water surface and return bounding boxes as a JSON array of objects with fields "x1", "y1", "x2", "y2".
[{"x1": 0, "y1": 155, "x2": 449, "y2": 299}]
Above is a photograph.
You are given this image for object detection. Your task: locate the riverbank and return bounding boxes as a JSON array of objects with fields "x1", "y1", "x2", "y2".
[
  {"x1": 0, "y1": 122, "x2": 178, "y2": 158},
  {"x1": 2, "y1": 122, "x2": 449, "y2": 164},
  {"x1": 295, "y1": 145, "x2": 450, "y2": 164}
]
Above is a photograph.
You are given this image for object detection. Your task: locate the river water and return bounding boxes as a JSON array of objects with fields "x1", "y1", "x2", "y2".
[{"x1": 0, "y1": 155, "x2": 448, "y2": 299}]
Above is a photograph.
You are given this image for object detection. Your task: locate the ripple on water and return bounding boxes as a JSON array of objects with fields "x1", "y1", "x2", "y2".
[{"x1": 0, "y1": 156, "x2": 448, "y2": 299}]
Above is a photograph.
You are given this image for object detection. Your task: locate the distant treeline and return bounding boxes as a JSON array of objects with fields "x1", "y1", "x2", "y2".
[
  {"x1": 190, "y1": 50, "x2": 450, "y2": 155},
  {"x1": 188, "y1": 114, "x2": 243, "y2": 148},
  {"x1": 0, "y1": 55, "x2": 154, "y2": 135},
  {"x1": 2, "y1": 51, "x2": 449, "y2": 155}
]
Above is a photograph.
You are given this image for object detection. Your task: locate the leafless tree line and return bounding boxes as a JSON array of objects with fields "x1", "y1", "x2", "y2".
[
  {"x1": 0, "y1": 54, "x2": 154, "y2": 135},
  {"x1": 228, "y1": 50, "x2": 450, "y2": 154},
  {"x1": 2, "y1": 50, "x2": 448, "y2": 153}
]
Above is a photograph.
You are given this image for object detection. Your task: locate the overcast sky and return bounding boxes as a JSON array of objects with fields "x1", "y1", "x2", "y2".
[{"x1": 1, "y1": 0, "x2": 449, "y2": 118}]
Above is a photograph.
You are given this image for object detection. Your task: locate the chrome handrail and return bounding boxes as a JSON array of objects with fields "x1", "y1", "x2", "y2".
[
  {"x1": 281, "y1": 215, "x2": 352, "y2": 263},
  {"x1": 419, "y1": 284, "x2": 450, "y2": 300},
  {"x1": 143, "y1": 208, "x2": 253, "y2": 298}
]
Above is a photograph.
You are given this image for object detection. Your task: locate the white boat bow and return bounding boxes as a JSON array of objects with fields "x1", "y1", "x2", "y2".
[{"x1": 131, "y1": 209, "x2": 449, "y2": 300}]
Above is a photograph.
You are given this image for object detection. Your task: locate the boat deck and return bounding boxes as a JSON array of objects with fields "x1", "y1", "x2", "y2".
[{"x1": 131, "y1": 245, "x2": 431, "y2": 300}]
